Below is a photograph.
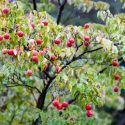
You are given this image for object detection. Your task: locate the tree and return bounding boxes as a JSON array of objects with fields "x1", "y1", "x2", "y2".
[{"x1": 0, "y1": 0, "x2": 125, "y2": 125}]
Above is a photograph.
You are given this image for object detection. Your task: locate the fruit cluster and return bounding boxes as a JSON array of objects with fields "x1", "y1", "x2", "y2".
[
  {"x1": 112, "y1": 60, "x2": 120, "y2": 92},
  {"x1": 85, "y1": 104, "x2": 93, "y2": 117},
  {"x1": 52, "y1": 99, "x2": 69, "y2": 110}
]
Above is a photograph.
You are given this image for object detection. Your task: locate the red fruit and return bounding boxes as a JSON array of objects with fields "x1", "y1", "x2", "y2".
[
  {"x1": 84, "y1": 41, "x2": 90, "y2": 46},
  {"x1": 84, "y1": 23, "x2": 90, "y2": 29},
  {"x1": 84, "y1": 36, "x2": 90, "y2": 41},
  {"x1": 2, "y1": 49, "x2": 8, "y2": 54},
  {"x1": 114, "y1": 74, "x2": 120, "y2": 80},
  {"x1": 114, "y1": 86, "x2": 119, "y2": 92},
  {"x1": 31, "y1": 23, "x2": 35, "y2": 28},
  {"x1": 32, "y1": 56, "x2": 39, "y2": 62},
  {"x1": 62, "y1": 101, "x2": 69, "y2": 108},
  {"x1": 66, "y1": 41, "x2": 73, "y2": 47},
  {"x1": 69, "y1": 38, "x2": 75, "y2": 44},
  {"x1": 36, "y1": 39, "x2": 42, "y2": 45},
  {"x1": 56, "y1": 66, "x2": 62, "y2": 73},
  {"x1": 50, "y1": 55, "x2": 56, "y2": 61},
  {"x1": 44, "y1": 64, "x2": 48, "y2": 70},
  {"x1": 26, "y1": 70, "x2": 33, "y2": 76},
  {"x1": 0, "y1": 35, "x2": 3, "y2": 41},
  {"x1": 85, "y1": 104, "x2": 92, "y2": 110},
  {"x1": 2, "y1": 7, "x2": 10, "y2": 14},
  {"x1": 39, "y1": 50, "x2": 44, "y2": 56},
  {"x1": 54, "y1": 39, "x2": 61, "y2": 44},
  {"x1": 52, "y1": 100, "x2": 59, "y2": 107},
  {"x1": 8, "y1": 49, "x2": 14, "y2": 55},
  {"x1": 86, "y1": 111, "x2": 93, "y2": 117},
  {"x1": 57, "y1": 103, "x2": 63, "y2": 110},
  {"x1": 112, "y1": 60, "x2": 119, "y2": 66},
  {"x1": 4, "y1": 33, "x2": 10, "y2": 40},
  {"x1": 42, "y1": 20, "x2": 48, "y2": 26},
  {"x1": 17, "y1": 31, "x2": 24, "y2": 37},
  {"x1": 32, "y1": 50, "x2": 38, "y2": 56}
]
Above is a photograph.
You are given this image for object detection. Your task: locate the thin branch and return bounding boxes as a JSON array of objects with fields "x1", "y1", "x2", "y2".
[
  {"x1": 76, "y1": 47, "x2": 103, "y2": 60},
  {"x1": 6, "y1": 84, "x2": 41, "y2": 94}
]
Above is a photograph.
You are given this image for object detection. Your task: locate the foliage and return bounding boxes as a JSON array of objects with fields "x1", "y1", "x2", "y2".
[{"x1": 0, "y1": 0, "x2": 125, "y2": 125}]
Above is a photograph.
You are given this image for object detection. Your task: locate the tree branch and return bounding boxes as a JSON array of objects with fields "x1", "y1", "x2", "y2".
[
  {"x1": 32, "y1": 0, "x2": 37, "y2": 11},
  {"x1": 56, "y1": 0, "x2": 67, "y2": 24}
]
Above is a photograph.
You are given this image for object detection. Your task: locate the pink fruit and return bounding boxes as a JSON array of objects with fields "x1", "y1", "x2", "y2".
[
  {"x1": 8, "y1": 49, "x2": 14, "y2": 55},
  {"x1": 44, "y1": 64, "x2": 48, "y2": 70},
  {"x1": 4, "y1": 33, "x2": 10, "y2": 40},
  {"x1": 17, "y1": 31, "x2": 24, "y2": 37},
  {"x1": 32, "y1": 56, "x2": 39, "y2": 62},
  {"x1": 69, "y1": 38, "x2": 75, "y2": 44},
  {"x1": 52, "y1": 100, "x2": 59, "y2": 107},
  {"x1": 36, "y1": 39, "x2": 42, "y2": 44},
  {"x1": 84, "y1": 36, "x2": 90, "y2": 41},
  {"x1": 84, "y1": 23, "x2": 90, "y2": 29},
  {"x1": 62, "y1": 101, "x2": 69, "y2": 108},
  {"x1": 2, "y1": 49, "x2": 8, "y2": 54},
  {"x1": 26, "y1": 70, "x2": 33, "y2": 76},
  {"x1": 2, "y1": 7, "x2": 10, "y2": 14},
  {"x1": 57, "y1": 103, "x2": 63, "y2": 110},
  {"x1": 42, "y1": 20, "x2": 48, "y2": 26},
  {"x1": 86, "y1": 111, "x2": 93, "y2": 117},
  {"x1": 112, "y1": 60, "x2": 119, "y2": 66},
  {"x1": 114, "y1": 74, "x2": 120, "y2": 80},
  {"x1": 85, "y1": 104, "x2": 92, "y2": 110},
  {"x1": 32, "y1": 50, "x2": 38, "y2": 56},
  {"x1": 31, "y1": 23, "x2": 35, "y2": 28},
  {"x1": 0, "y1": 35, "x2": 3, "y2": 41},
  {"x1": 50, "y1": 55, "x2": 56, "y2": 61},
  {"x1": 66, "y1": 41, "x2": 73, "y2": 47},
  {"x1": 114, "y1": 86, "x2": 119, "y2": 92},
  {"x1": 54, "y1": 39, "x2": 61, "y2": 44}
]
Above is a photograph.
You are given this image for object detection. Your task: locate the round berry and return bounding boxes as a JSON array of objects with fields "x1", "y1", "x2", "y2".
[
  {"x1": 32, "y1": 56, "x2": 39, "y2": 62},
  {"x1": 84, "y1": 41, "x2": 90, "y2": 46},
  {"x1": 66, "y1": 41, "x2": 73, "y2": 47},
  {"x1": 32, "y1": 50, "x2": 38, "y2": 56},
  {"x1": 8, "y1": 49, "x2": 14, "y2": 55},
  {"x1": 55, "y1": 66, "x2": 62, "y2": 73},
  {"x1": 54, "y1": 39, "x2": 61, "y2": 44},
  {"x1": 69, "y1": 38, "x2": 75, "y2": 44},
  {"x1": 84, "y1": 23, "x2": 90, "y2": 29},
  {"x1": 84, "y1": 36, "x2": 90, "y2": 41},
  {"x1": 112, "y1": 60, "x2": 119, "y2": 66},
  {"x1": 42, "y1": 20, "x2": 48, "y2": 26},
  {"x1": 114, "y1": 74, "x2": 120, "y2": 80},
  {"x1": 85, "y1": 104, "x2": 92, "y2": 110},
  {"x1": 4, "y1": 33, "x2": 10, "y2": 40},
  {"x1": 114, "y1": 86, "x2": 119, "y2": 92},
  {"x1": 26, "y1": 70, "x2": 33, "y2": 76},
  {"x1": 52, "y1": 100, "x2": 59, "y2": 107},
  {"x1": 86, "y1": 111, "x2": 93, "y2": 117},
  {"x1": 39, "y1": 50, "x2": 44, "y2": 56},
  {"x1": 0, "y1": 35, "x2": 3, "y2": 41},
  {"x1": 2, "y1": 7, "x2": 10, "y2": 14},
  {"x1": 31, "y1": 23, "x2": 35, "y2": 28},
  {"x1": 17, "y1": 31, "x2": 24, "y2": 37},
  {"x1": 36, "y1": 39, "x2": 42, "y2": 45},
  {"x1": 62, "y1": 101, "x2": 69, "y2": 108},
  {"x1": 57, "y1": 103, "x2": 63, "y2": 110},
  {"x1": 2, "y1": 49, "x2": 8, "y2": 54},
  {"x1": 50, "y1": 55, "x2": 56, "y2": 61},
  {"x1": 44, "y1": 64, "x2": 49, "y2": 70}
]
